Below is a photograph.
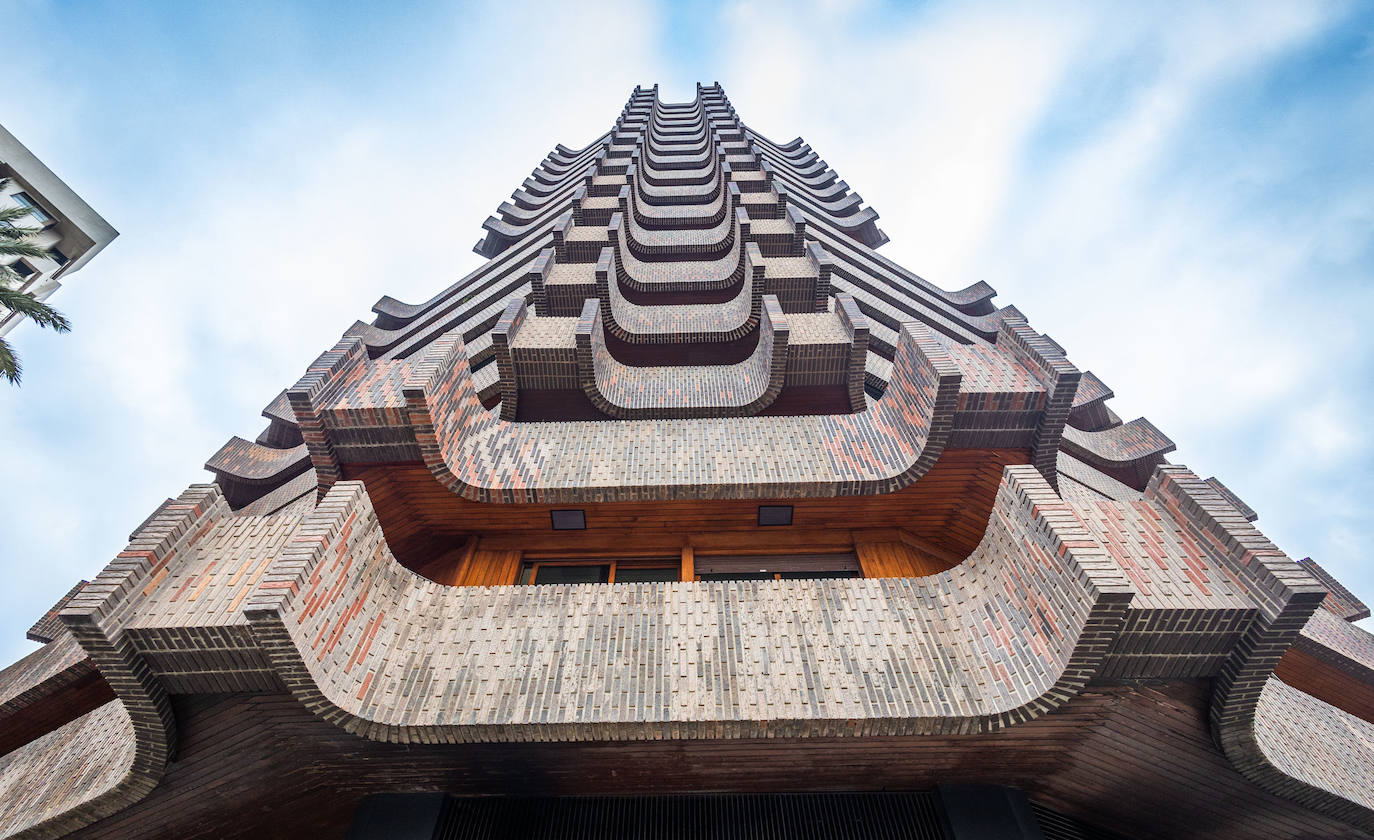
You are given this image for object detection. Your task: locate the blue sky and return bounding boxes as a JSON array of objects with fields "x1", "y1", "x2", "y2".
[{"x1": 1, "y1": 0, "x2": 1371, "y2": 665}]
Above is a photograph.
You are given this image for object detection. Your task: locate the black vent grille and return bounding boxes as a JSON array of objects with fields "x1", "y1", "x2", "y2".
[{"x1": 435, "y1": 792, "x2": 946, "y2": 840}]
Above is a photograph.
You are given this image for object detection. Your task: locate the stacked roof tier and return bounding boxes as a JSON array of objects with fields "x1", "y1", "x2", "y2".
[{"x1": 5, "y1": 84, "x2": 1374, "y2": 840}]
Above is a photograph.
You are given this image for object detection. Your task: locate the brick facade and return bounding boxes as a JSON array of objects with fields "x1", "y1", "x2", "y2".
[{"x1": 4, "y1": 83, "x2": 1373, "y2": 840}]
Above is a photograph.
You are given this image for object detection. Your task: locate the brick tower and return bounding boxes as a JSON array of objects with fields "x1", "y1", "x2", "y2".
[{"x1": 2, "y1": 84, "x2": 1372, "y2": 840}]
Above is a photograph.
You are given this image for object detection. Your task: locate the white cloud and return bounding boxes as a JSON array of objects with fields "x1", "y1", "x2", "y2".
[
  {"x1": 718, "y1": 0, "x2": 1373, "y2": 622},
  {"x1": 0, "y1": 0, "x2": 671, "y2": 665}
]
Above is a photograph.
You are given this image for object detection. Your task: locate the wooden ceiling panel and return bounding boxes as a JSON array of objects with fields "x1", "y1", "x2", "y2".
[{"x1": 340, "y1": 448, "x2": 1032, "y2": 570}]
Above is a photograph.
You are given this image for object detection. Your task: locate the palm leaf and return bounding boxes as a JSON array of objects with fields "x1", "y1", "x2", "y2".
[
  {"x1": 0, "y1": 204, "x2": 41, "y2": 227},
  {"x1": 0, "y1": 286, "x2": 70, "y2": 332},
  {"x1": 0, "y1": 240, "x2": 49, "y2": 260},
  {"x1": 0, "y1": 336, "x2": 19, "y2": 384}
]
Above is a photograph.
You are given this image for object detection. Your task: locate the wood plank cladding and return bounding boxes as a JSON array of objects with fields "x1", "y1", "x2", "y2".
[
  {"x1": 342, "y1": 447, "x2": 1030, "y2": 580},
  {"x1": 1275, "y1": 647, "x2": 1374, "y2": 726},
  {"x1": 854, "y1": 540, "x2": 951, "y2": 578},
  {"x1": 453, "y1": 550, "x2": 524, "y2": 587}
]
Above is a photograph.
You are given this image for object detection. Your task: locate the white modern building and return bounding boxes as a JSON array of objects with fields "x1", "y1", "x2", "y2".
[{"x1": 0, "y1": 123, "x2": 117, "y2": 337}]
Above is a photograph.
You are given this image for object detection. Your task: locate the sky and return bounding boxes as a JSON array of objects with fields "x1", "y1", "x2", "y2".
[{"x1": 1, "y1": 0, "x2": 1371, "y2": 665}]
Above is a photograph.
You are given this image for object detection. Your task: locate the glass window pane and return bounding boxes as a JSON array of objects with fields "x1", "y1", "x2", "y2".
[
  {"x1": 698, "y1": 572, "x2": 774, "y2": 581},
  {"x1": 533, "y1": 564, "x2": 609, "y2": 584},
  {"x1": 779, "y1": 570, "x2": 859, "y2": 580},
  {"x1": 616, "y1": 567, "x2": 678, "y2": 583},
  {"x1": 12, "y1": 192, "x2": 51, "y2": 223}
]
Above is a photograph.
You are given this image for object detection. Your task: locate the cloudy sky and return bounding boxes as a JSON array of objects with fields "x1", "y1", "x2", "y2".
[{"x1": 1, "y1": 0, "x2": 1371, "y2": 664}]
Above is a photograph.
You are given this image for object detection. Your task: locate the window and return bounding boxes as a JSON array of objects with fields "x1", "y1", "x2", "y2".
[
  {"x1": 8, "y1": 259, "x2": 36, "y2": 280},
  {"x1": 48, "y1": 247, "x2": 68, "y2": 267},
  {"x1": 615, "y1": 567, "x2": 679, "y2": 583},
  {"x1": 521, "y1": 563, "x2": 609, "y2": 585},
  {"x1": 519, "y1": 557, "x2": 680, "y2": 585},
  {"x1": 514, "y1": 554, "x2": 861, "y2": 585},
  {"x1": 10, "y1": 192, "x2": 54, "y2": 225},
  {"x1": 694, "y1": 553, "x2": 860, "y2": 582}
]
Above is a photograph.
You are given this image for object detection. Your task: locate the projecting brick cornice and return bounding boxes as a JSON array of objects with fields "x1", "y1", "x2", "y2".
[
  {"x1": 0, "y1": 487, "x2": 229, "y2": 840},
  {"x1": 12, "y1": 81, "x2": 1374, "y2": 839},
  {"x1": 9, "y1": 464, "x2": 1374, "y2": 836},
  {"x1": 237, "y1": 465, "x2": 1133, "y2": 745},
  {"x1": 1145, "y1": 465, "x2": 1374, "y2": 832}
]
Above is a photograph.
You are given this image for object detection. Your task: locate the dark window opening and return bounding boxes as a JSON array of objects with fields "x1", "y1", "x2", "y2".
[
  {"x1": 695, "y1": 553, "x2": 860, "y2": 582},
  {"x1": 523, "y1": 564, "x2": 609, "y2": 585},
  {"x1": 615, "y1": 567, "x2": 679, "y2": 583},
  {"x1": 519, "y1": 558, "x2": 679, "y2": 585},
  {"x1": 698, "y1": 571, "x2": 774, "y2": 581},
  {"x1": 9, "y1": 260, "x2": 36, "y2": 279},
  {"x1": 48, "y1": 247, "x2": 68, "y2": 266}
]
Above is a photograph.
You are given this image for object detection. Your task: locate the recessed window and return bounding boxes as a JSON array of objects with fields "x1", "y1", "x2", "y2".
[
  {"x1": 698, "y1": 571, "x2": 775, "y2": 581},
  {"x1": 519, "y1": 557, "x2": 679, "y2": 585},
  {"x1": 615, "y1": 567, "x2": 679, "y2": 583},
  {"x1": 9, "y1": 260, "x2": 36, "y2": 279},
  {"x1": 48, "y1": 247, "x2": 68, "y2": 267},
  {"x1": 10, "y1": 192, "x2": 53, "y2": 225},
  {"x1": 550, "y1": 509, "x2": 586, "y2": 530},
  {"x1": 694, "y1": 553, "x2": 859, "y2": 582},
  {"x1": 522, "y1": 563, "x2": 609, "y2": 585}
]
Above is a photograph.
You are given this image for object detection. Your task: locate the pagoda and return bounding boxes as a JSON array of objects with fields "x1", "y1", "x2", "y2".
[{"x1": 2, "y1": 84, "x2": 1372, "y2": 840}]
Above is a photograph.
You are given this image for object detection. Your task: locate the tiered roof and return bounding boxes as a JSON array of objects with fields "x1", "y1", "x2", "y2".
[{"x1": 2, "y1": 84, "x2": 1373, "y2": 840}]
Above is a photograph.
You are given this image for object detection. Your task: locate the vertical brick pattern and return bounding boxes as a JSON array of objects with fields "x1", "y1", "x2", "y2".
[
  {"x1": 997, "y1": 314, "x2": 1079, "y2": 491},
  {"x1": 0, "y1": 700, "x2": 137, "y2": 839},
  {"x1": 31, "y1": 485, "x2": 232, "y2": 839},
  {"x1": 526, "y1": 249, "x2": 554, "y2": 317},
  {"x1": 1300, "y1": 557, "x2": 1371, "y2": 621},
  {"x1": 577, "y1": 295, "x2": 791, "y2": 419},
  {"x1": 1144, "y1": 466, "x2": 1354, "y2": 827},
  {"x1": 1249, "y1": 677, "x2": 1374, "y2": 830},
  {"x1": 492, "y1": 297, "x2": 528, "y2": 421},
  {"x1": 837, "y1": 294, "x2": 870, "y2": 412},
  {"x1": 287, "y1": 333, "x2": 369, "y2": 498},
  {"x1": 385, "y1": 314, "x2": 964, "y2": 502},
  {"x1": 240, "y1": 468, "x2": 1131, "y2": 744}
]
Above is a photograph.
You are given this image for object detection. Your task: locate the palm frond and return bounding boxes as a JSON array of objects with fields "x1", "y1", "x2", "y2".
[
  {"x1": 0, "y1": 286, "x2": 71, "y2": 332},
  {"x1": 0, "y1": 240, "x2": 49, "y2": 260},
  {"x1": 0, "y1": 336, "x2": 19, "y2": 384},
  {"x1": 0, "y1": 204, "x2": 41, "y2": 227}
]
